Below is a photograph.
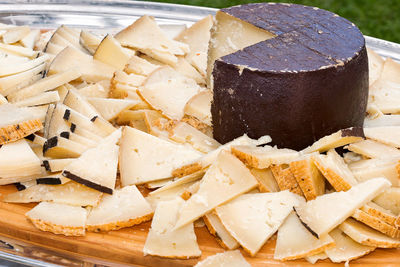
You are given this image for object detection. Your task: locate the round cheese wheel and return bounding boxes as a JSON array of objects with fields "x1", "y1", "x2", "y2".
[{"x1": 209, "y1": 3, "x2": 368, "y2": 150}]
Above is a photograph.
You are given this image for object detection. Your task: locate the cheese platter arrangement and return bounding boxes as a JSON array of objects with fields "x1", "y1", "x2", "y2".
[{"x1": 0, "y1": 1, "x2": 400, "y2": 266}]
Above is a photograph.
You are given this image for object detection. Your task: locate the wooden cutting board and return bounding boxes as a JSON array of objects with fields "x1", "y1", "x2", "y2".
[{"x1": 0, "y1": 184, "x2": 398, "y2": 266}]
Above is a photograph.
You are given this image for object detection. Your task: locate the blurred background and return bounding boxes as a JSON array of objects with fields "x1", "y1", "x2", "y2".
[{"x1": 144, "y1": 0, "x2": 400, "y2": 43}]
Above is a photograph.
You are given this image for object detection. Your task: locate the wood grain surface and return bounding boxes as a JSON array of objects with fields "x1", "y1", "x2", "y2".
[{"x1": 0, "y1": 184, "x2": 398, "y2": 266}]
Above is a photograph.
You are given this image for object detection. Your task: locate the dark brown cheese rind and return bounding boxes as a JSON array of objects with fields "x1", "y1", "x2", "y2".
[
  {"x1": 62, "y1": 170, "x2": 112, "y2": 194},
  {"x1": 341, "y1": 127, "x2": 365, "y2": 138},
  {"x1": 211, "y1": 3, "x2": 368, "y2": 150}
]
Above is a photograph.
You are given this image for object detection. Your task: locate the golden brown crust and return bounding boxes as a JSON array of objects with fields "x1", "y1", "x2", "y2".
[
  {"x1": 86, "y1": 213, "x2": 153, "y2": 232},
  {"x1": 313, "y1": 158, "x2": 352, "y2": 192},
  {"x1": 353, "y1": 209, "x2": 400, "y2": 239},
  {"x1": 109, "y1": 73, "x2": 128, "y2": 99},
  {"x1": 181, "y1": 191, "x2": 192, "y2": 201},
  {"x1": 290, "y1": 159, "x2": 324, "y2": 200},
  {"x1": 172, "y1": 162, "x2": 203, "y2": 178},
  {"x1": 28, "y1": 218, "x2": 85, "y2": 236},
  {"x1": 0, "y1": 119, "x2": 43, "y2": 145},
  {"x1": 361, "y1": 204, "x2": 397, "y2": 226},
  {"x1": 202, "y1": 215, "x2": 232, "y2": 250},
  {"x1": 231, "y1": 147, "x2": 261, "y2": 168},
  {"x1": 270, "y1": 165, "x2": 304, "y2": 197},
  {"x1": 181, "y1": 115, "x2": 212, "y2": 137}
]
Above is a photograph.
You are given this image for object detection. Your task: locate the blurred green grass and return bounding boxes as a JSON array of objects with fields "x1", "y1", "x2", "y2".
[{"x1": 145, "y1": 0, "x2": 400, "y2": 43}]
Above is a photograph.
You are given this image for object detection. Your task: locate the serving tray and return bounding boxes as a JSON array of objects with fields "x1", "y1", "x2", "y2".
[{"x1": 0, "y1": 1, "x2": 399, "y2": 266}]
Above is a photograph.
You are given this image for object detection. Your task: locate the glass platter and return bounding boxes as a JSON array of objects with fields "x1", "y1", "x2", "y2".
[{"x1": 0, "y1": 0, "x2": 399, "y2": 266}]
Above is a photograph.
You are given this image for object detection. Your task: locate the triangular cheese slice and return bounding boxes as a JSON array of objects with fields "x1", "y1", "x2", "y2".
[
  {"x1": 203, "y1": 212, "x2": 239, "y2": 250},
  {"x1": 26, "y1": 202, "x2": 87, "y2": 236},
  {"x1": 194, "y1": 250, "x2": 250, "y2": 267},
  {"x1": 340, "y1": 218, "x2": 400, "y2": 248},
  {"x1": 87, "y1": 97, "x2": 139, "y2": 121},
  {"x1": 14, "y1": 91, "x2": 60, "y2": 108},
  {"x1": 93, "y1": 34, "x2": 131, "y2": 70},
  {"x1": 115, "y1": 15, "x2": 189, "y2": 65},
  {"x1": 249, "y1": 168, "x2": 280, "y2": 193},
  {"x1": 119, "y1": 126, "x2": 201, "y2": 186},
  {"x1": 143, "y1": 197, "x2": 201, "y2": 259},
  {"x1": 364, "y1": 126, "x2": 400, "y2": 148},
  {"x1": 367, "y1": 48, "x2": 384, "y2": 85},
  {"x1": 361, "y1": 202, "x2": 398, "y2": 226},
  {"x1": 86, "y1": 185, "x2": 153, "y2": 231},
  {"x1": 352, "y1": 209, "x2": 400, "y2": 239},
  {"x1": 173, "y1": 57, "x2": 205, "y2": 84},
  {"x1": 290, "y1": 154, "x2": 325, "y2": 200},
  {"x1": 124, "y1": 55, "x2": 158, "y2": 76},
  {"x1": 175, "y1": 15, "x2": 213, "y2": 77},
  {"x1": 325, "y1": 228, "x2": 375, "y2": 263},
  {"x1": 184, "y1": 90, "x2": 212, "y2": 126},
  {"x1": 302, "y1": 127, "x2": 365, "y2": 153},
  {"x1": 174, "y1": 150, "x2": 258, "y2": 229},
  {"x1": 349, "y1": 157, "x2": 399, "y2": 186},
  {"x1": 78, "y1": 82, "x2": 109, "y2": 98},
  {"x1": 0, "y1": 104, "x2": 43, "y2": 144},
  {"x1": 295, "y1": 177, "x2": 391, "y2": 238},
  {"x1": 43, "y1": 135, "x2": 89, "y2": 159},
  {"x1": 370, "y1": 80, "x2": 400, "y2": 114},
  {"x1": 149, "y1": 170, "x2": 205, "y2": 195},
  {"x1": 62, "y1": 139, "x2": 119, "y2": 194},
  {"x1": 138, "y1": 66, "x2": 201, "y2": 120},
  {"x1": 42, "y1": 158, "x2": 74, "y2": 173},
  {"x1": 346, "y1": 139, "x2": 400, "y2": 159},
  {"x1": 274, "y1": 211, "x2": 335, "y2": 261},
  {"x1": 79, "y1": 30, "x2": 102, "y2": 55},
  {"x1": 270, "y1": 164, "x2": 304, "y2": 196},
  {"x1": 0, "y1": 139, "x2": 42, "y2": 180},
  {"x1": 231, "y1": 145, "x2": 300, "y2": 169},
  {"x1": 4, "y1": 181, "x2": 102, "y2": 206},
  {"x1": 373, "y1": 187, "x2": 400, "y2": 215},
  {"x1": 312, "y1": 149, "x2": 358, "y2": 191},
  {"x1": 215, "y1": 191, "x2": 302, "y2": 256}
]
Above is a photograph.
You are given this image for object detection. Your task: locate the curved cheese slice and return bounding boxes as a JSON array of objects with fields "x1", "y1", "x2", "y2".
[
  {"x1": 203, "y1": 212, "x2": 239, "y2": 250},
  {"x1": 194, "y1": 250, "x2": 250, "y2": 267}
]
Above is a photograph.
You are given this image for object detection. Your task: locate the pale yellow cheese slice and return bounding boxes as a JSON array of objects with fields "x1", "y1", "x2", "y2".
[
  {"x1": 349, "y1": 158, "x2": 399, "y2": 186},
  {"x1": 249, "y1": 168, "x2": 280, "y2": 193},
  {"x1": 364, "y1": 114, "x2": 400, "y2": 128},
  {"x1": 119, "y1": 126, "x2": 201, "y2": 186},
  {"x1": 339, "y1": 218, "x2": 400, "y2": 248},
  {"x1": 79, "y1": 30, "x2": 102, "y2": 55},
  {"x1": 174, "y1": 150, "x2": 258, "y2": 229},
  {"x1": 367, "y1": 48, "x2": 384, "y2": 85},
  {"x1": 26, "y1": 202, "x2": 87, "y2": 236},
  {"x1": 346, "y1": 139, "x2": 400, "y2": 159},
  {"x1": 215, "y1": 191, "x2": 302, "y2": 256},
  {"x1": 87, "y1": 97, "x2": 139, "y2": 121},
  {"x1": 364, "y1": 126, "x2": 400, "y2": 148},
  {"x1": 381, "y1": 57, "x2": 400, "y2": 84},
  {"x1": 62, "y1": 139, "x2": 119, "y2": 194},
  {"x1": 14, "y1": 91, "x2": 60, "y2": 107},
  {"x1": 173, "y1": 57, "x2": 205, "y2": 84},
  {"x1": 203, "y1": 212, "x2": 239, "y2": 250},
  {"x1": 194, "y1": 250, "x2": 250, "y2": 267},
  {"x1": 369, "y1": 79, "x2": 400, "y2": 114},
  {"x1": 295, "y1": 177, "x2": 391, "y2": 238},
  {"x1": 0, "y1": 54, "x2": 48, "y2": 78},
  {"x1": 0, "y1": 93, "x2": 7, "y2": 104},
  {"x1": 184, "y1": 90, "x2": 212, "y2": 126},
  {"x1": 304, "y1": 252, "x2": 328, "y2": 264},
  {"x1": 4, "y1": 181, "x2": 102, "y2": 207},
  {"x1": 78, "y1": 82, "x2": 109, "y2": 98},
  {"x1": 2, "y1": 26, "x2": 30, "y2": 44},
  {"x1": 86, "y1": 185, "x2": 153, "y2": 231},
  {"x1": 143, "y1": 197, "x2": 201, "y2": 259},
  {"x1": 373, "y1": 187, "x2": 400, "y2": 215},
  {"x1": 274, "y1": 211, "x2": 335, "y2": 261},
  {"x1": 138, "y1": 66, "x2": 201, "y2": 120},
  {"x1": 124, "y1": 55, "x2": 159, "y2": 76},
  {"x1": 231, "y1": 145, "x2": 300, "y2": 169},
  {"x1": 325, "y1": 228, "x2": 375, "y2": 263},
  {"x1": 93, "y1": 34, "x2": 131, "y2": 70},
  {"x1": 149, "y1": 170, "x2": 205, "y2": 195}
]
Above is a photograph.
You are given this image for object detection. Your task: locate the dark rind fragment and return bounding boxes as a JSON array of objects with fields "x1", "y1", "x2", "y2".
[
  {"x1": 42, "y1": 160, "x2": 51, "y2": 171},
  {"x1": 43, "y1": 136, "x2": 58, "y2": 153},
  {"x1": 62, "y1": 170, "x2": 113, "y2": 194},
  {"x1": 341, "y1": 127, "x2": 365, "y2": 139},
  {"x1": 36, "y1": 178, "x2": 62, "y2": 185},
  {"x1": 14, "y1": 183, "x2": 26, "y2": 191},
  {"x1": 293, "y1": 207, "x2": 319, "y2": 238},
  {"x1": 63, "y1": 109, "x2": 71, "y2": 120},
  {"x1": 60, "y1": 131, "x2": 70, "y2": 139},
  {"x1": 24, "y1": 134, "x2": 36, "y2": 141},
  {"x1": 70, "y1": 123, "x2": 76, "y2": 133},
  {"x1": 90, "y1": 116, "x2": 98, "y2": 122}
]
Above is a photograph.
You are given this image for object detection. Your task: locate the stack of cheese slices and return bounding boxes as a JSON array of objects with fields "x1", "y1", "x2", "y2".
[{"x1": 0, "y1": 12, "x2": 399, "y2": 266}]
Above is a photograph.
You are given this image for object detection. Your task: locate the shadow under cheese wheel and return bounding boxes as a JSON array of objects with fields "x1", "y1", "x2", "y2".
[{"x1": 209, "y1": 3, "x2": 369, "y2": 151}]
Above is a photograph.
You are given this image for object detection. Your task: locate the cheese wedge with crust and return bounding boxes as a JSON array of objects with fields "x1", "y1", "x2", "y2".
[
  {"x1": 62, "y1": 139, "x2": 119, "y2": 194},
  {"x1": 143, "y1": 197, "x2": 201, "y2": 259},
  {"x1": 325, "y1": 228, "x2": 375, "y2": 263},
  {"x1": 115, "y1": 15, "x2": 189, "y2": 65},
  {"x1": 361, "y1": 202, "x2": 398, "y2": 226},
  {"x1": 26, "y1": 202, "x2": 87, "y2": 236},
  {"x1": 184, "y1": 90, "x2": 212, "y2": 126},
  {"x1": 194, "y1": 250, "x2": 250, "y2": 267},
  {"x1": 340, "y1": 218, "x2": 400, "y2": 248},
  {"x1": 174, "y1": 151, "x2": 258, "y2": 229},
  {"x1": 0, "y1": 139, "x2": 42, "y2": 180},
  {"x1": 79, "y1": 30, "x2": 102, "y2": 55},
  {"x1": 290, "y1": 154, "x2": 325, "y2": 200},
  {"x1": 271, "y1": 164, "x2": 304, "y2": 196},
  {"x1": 274, "y1": 211, "x2": 335, "y2": 261},
  {"x1": 249, "y1": 168, "x2": 279, "y2": 193},
  {"x1": 87, "y1": 97, "x2": 139, "y2": 121},
  {"x1": 43, "y1": 136, "x2": 88, "y2": 158},
  {"x1": 231, "y1": 145, "x2": 300, "y2": 169},
  {"x1": 373, "y1": 187, "x2": 400, "y2": 215},
  {"x1": 149, "y1": 170, "x2": 205, "y2": 195},
  {"x1": 295, "y1": 177, "x2": 391, "y2": 238},
  {"x1": 119, "y1": 126, "x2": 201, "y2": 186},
  {"x1": 86, "y1": 185, "x2": 153, "y2": 232},
  {"x1": 93, "y1": 34, "x2": 131, "y2": 70},
  {"x1": 346, "y1": 139, "x2": 400, "y2": 159},
  {"x1": 203, "y1": 212, "x2": 240, "y2": 250},
  {"x1": 0, "y1": 104, "x2": 43, "y2": 144},
  {"x1": 4, "y1": 181, "x2": 102, "y2": 206},
  {"x1": 215, "y1": 191, "x2": 302, "y2": 256},
  {"x1": 302, "y1": 127, "x2": 365, "y2": 153},
  {"x1": 138, "y1": 66, "x2": 201, "y2": 120},
  {"x1": 364, "y1": 126, "x2": 400, "y2": 148},
  {"x1": 352, "y1": 209, "x2": 400, "y2": 239},
  {"x1": 312, "y1": 149, "x2": 358, "y2": 191}
]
